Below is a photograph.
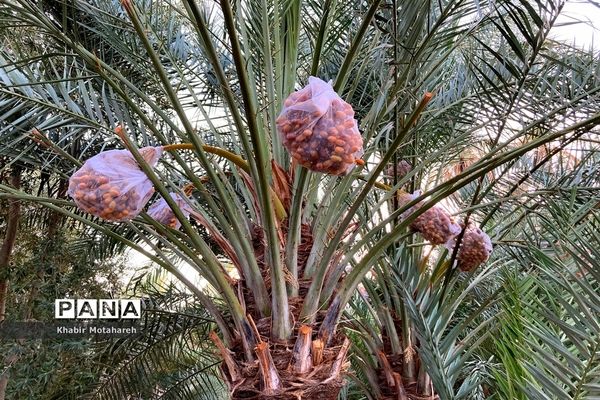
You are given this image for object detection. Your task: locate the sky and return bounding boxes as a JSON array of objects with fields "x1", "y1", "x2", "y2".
[{"x1": 550, "y1": 1, "x2": 600, "y2": 49}]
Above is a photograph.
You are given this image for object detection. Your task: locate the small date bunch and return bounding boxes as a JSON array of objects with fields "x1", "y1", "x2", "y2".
[
  {"x1": 147, "y1": 192, "x2": 191, "y2": 229},
  {"x1": 399, "y1": 192, "x2": 494, "y2": 270},
  {"x1": 448, "y1": 224, "x2": 493, "y2": 272},
  {"x1": 399, "y1": 191, "x2": 462, "y2": 245}
]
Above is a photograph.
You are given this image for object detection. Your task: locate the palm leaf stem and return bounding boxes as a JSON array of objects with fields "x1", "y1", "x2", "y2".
[
  {"x1": 309, "y1": 0, "x2": 334, "y2": 78},
  {"x1": 281, "y1": 0, "x2": 302, "y2": 97},
  {"x1": 301, "y1": 92, "x2": 433, "y2": 323},
  {"x1": 256, "y1": 0, "x2": 280, "y2": 163},
  {"x1": 218, "y1": 0, "x2": 291, "y2": 339},
  {"x1": 333, "y1": 0, "x2": 383, "y2": 92},
  {"x1": 285, "y1": 167, "x2": 308, "y2": 296},
  {"x1": 319, "y1": 110, "x2": 600, "y2": 340}
]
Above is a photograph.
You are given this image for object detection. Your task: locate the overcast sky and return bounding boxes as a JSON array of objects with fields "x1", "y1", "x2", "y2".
[{"x1": 551, "y1": 1, "x2": 600, "y2": 49}]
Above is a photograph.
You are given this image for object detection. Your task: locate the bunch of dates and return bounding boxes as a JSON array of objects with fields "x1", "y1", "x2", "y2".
[{"x1": 276, "y1": 76, "x2": 364, "y2": 176}]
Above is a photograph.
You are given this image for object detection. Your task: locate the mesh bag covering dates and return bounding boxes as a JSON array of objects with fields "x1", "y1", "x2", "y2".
[
  {"x1": 411, "y1": 206, "x2": 461, "y2": 245},
  {"x1": 276, "y1": 77, "x2": 363, "y2": 175},
  {"x1": 399, "y1": 191, "x2": 462, "y2": 245},
  {"x1": 399, "y1": 192, "x2": 493, "y2": 268},
  {"x1": 450, "y1": 224, "x2": 493, "y2": 271},
  {"x1": 147, "y1": 192, "x2": 191, "y2": 229},
  {"x1": 68, "y1": 146, "x2": 163, "y2": 221},
  {"x1": 384, "y1": 160, "x2": 412, "y2": 179}
]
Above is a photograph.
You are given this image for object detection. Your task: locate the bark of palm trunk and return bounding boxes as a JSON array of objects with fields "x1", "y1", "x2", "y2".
[
  {"x1": 22, "y1": 178, "x2": 66, "y2": 319},
  {"x1": 213, "y1": 204, "x2": 347, "y2": 398},
  {"x1": 224, "y1": 288, "x2": 349, "y2": 399},
  {"x1": 0, "y1": 166, "x2": 22, "y2": 400},
  {"x1": 228, "y1": 326, "x2": 349, "y2": 400}
]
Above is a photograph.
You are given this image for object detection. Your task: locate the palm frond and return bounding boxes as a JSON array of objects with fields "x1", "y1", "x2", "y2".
[{"x1": 89, "y1": 282, "x2": 226, "y2": 400}]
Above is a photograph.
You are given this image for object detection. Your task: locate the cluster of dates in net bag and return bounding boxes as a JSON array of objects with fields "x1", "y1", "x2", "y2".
[
  {"x1": 67, "y1": 147, "x2": 163, "y2": 222},
  {"x1": 68, "y1": 145, "x2": 191, "y2": 229},
  {"x1": 276, "y1": 76, "x2": 364, "y2": 176},
  {"x1": 398, "y1": 191, "x2": 493, "y2": 271}
]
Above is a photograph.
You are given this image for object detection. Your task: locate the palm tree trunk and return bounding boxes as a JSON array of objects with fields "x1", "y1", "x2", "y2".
[
  {"x1": 23, "y1": 178, "x2": 67, "y2": 319},
  {"x1": 229, "y1": 332, "x2": 350, "y2": 399},
  {"x1": 225, "y1": 298, "x2": 350, "y2": 399},
  {"x1": 0, "y1": 166, "x2": 22, "y2": 400},
  {"x1": 221, "y1": 227, "x2": 350, "y2": 399}
]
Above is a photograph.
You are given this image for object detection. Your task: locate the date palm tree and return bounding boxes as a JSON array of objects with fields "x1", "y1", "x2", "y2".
[{"x1": 1, "y1": 0, "x2": 599, "y2": 399}]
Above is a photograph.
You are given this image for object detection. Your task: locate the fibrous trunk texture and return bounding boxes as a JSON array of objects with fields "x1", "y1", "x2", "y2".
[
  {"x1": 227, "y1": 284, "x2": 349, "y2": 400},
  {"x1": 229, "y1": 328, "x2": 348, "y2": 399},
  {"x1": 377, "y1": 348, "x2": 440, "y2": 399},
  {"x1": 214, "y1": 222, "x2": 349, "y2": 399}
]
